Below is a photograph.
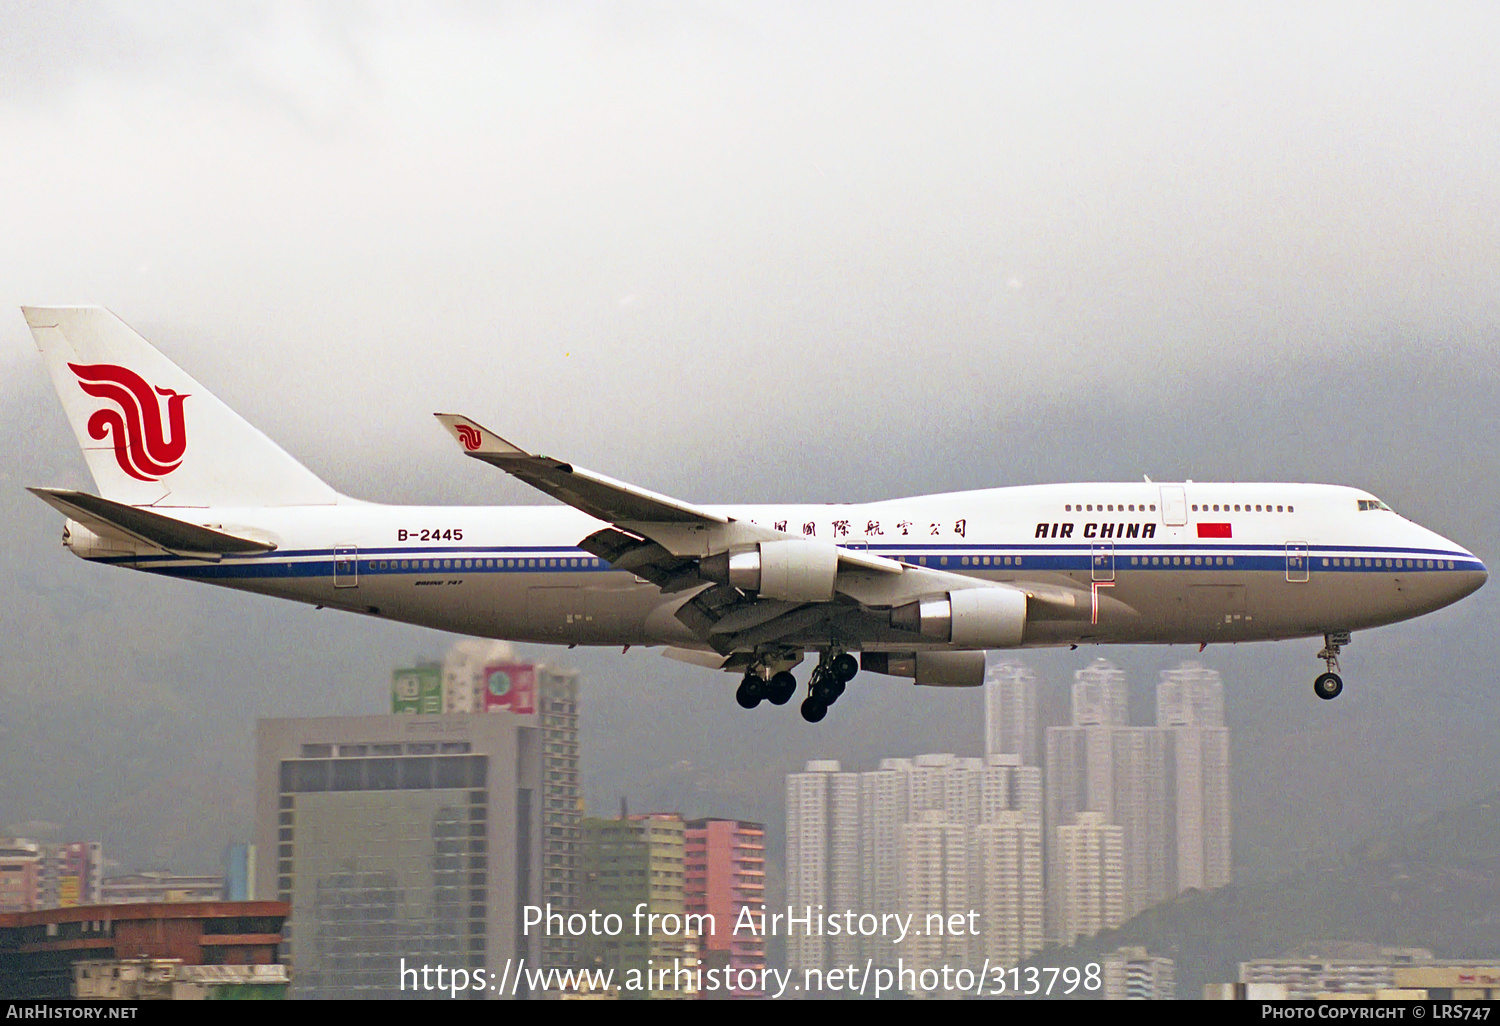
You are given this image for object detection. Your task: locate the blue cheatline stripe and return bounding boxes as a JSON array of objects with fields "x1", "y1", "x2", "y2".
[
  {"x1": 113, "y1": 544, "x2": 1480, "y2": 581},
  {"x1": 109, "y1": 540, "x2": 1477, "y2": 563},
  {"x1": 130, "y1": 552, "x2": 614, "y2": 581}
]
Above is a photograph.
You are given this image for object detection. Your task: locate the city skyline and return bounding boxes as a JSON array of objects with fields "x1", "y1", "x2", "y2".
[
  {"x1": 786, "y1": 655, "x2": 1232, "y2": 987},
  {"x1": 7, "y1": 644, "x2": 1499, "y2": 998}
]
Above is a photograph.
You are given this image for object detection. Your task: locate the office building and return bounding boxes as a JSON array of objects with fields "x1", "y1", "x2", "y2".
[
  {"x1": 101, "y1": 873, "x2": 224, "y2": 904},
  {"x1": 1108, "y1": 726, "x2": 1172, "y2": 915},
  {"x1": 223, "y1": 843, "x2": 256, "y2": 902},
  {"x1": 0, "y1": 841, "x2": 41, "y2": 913},
  {"x1": 397, "y1": 649, "x2": 582, "y2": 971},
  {"x1": 1045, "y1": 659, "x2": 1232, "y2": 932},
  {"x1": 984, "y1": 660, "x2": 1040, "y2": 765},
  {"x1": 684, "y1": 818, "x2": 765, "y2": 998},
  {"x1": 859, "y1": 763, "x2": 908, "y2": 948},
  {"x1": 257, "y1": 713, "x2": 542, "y2": 999},
  {"x1": 785, "y1": 761, "x2": 860, "y2": 975},
  {"x1": 391, "y1": 660, "x2": 443, "y2": 715},
  {"x1": 0, "y1": 841, "x2": 105, "y2": 913},
  {"x1": 971, "y1": 810, "x2": 1043, "y2": 965},
  {"x1": 901, "y1": 810, "x2": 971, "y2": 977},
  {"x1": 0, "y1": 900, "x2": 288, "y2": 999},
  {"x1": 39, "y1": 842, "x2": 103, "y2": 910},
  {"x1": 533, "y1": 663, "x2": 582, "y2": 970},
  {"x1": 1158, "y1": 663, "x2": 1231, "y2": 892},
  {"x1": 440, "y1": 639, "x2": 518, "y2": 714},
  {"x1": 1072, "y1": 658, "x2": 1129, "y2": 727},
  {"x1": 581, "y1": 813, "x2": 695, "y2": 999},
  {"x1": 1103, "y1": 946, "x2": 1176, "y2": 999},
  {"x1": 981, "y1": 754, "x2": 1042, "y2": 828},
  {"x1": 1053, "y1": 812, "x2": 1125, "y2": 946}
]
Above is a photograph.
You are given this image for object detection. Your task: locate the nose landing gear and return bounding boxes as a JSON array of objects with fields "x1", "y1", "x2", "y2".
[{"x1": 1313, "y1": 631, "x2": 1351, "y2": 700}]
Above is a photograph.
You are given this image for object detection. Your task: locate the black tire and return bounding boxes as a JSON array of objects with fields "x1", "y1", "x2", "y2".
[
  {"x1": 832, "y1": 653, "x2": 859, "y2": 683},
  {"x1": 800, "y1": 696, "x2": 828, "y2": 723},
  {"x1": 769, "y1": 671, "x2": 797, "y2": 705},
  {"x1": 736, "y1": 676, "x2": 763, "y2": 709},
  {"x1": 1314, "y1": 672, "x2": 1343, "y2": 700}
]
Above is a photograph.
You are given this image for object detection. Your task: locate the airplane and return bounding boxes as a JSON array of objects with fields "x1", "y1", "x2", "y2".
[{"x1": 21, "y1": 306, "x2": 1488, "y2": 722}]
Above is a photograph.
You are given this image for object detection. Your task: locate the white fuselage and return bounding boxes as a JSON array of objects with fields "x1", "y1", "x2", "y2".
[{"x1": 72, "y1": 481, "x2": 1486, "y2": 654}]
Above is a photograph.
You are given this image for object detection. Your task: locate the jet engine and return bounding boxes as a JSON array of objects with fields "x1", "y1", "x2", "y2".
[
  {"x1": 890, "y1": 586, "x2": 1027, "y2": 648},
  {"x1": 861, "y1": 650, "x2": 987, "y2": 687},
  {"x1": 700, "y1": 539, "x2": 840, "y2": 602}
]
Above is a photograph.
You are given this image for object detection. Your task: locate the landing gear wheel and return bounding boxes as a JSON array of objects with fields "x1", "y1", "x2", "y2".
[
  {"x1": 735, "y1": 675, "x2": 763, "y2": 709},
  {"x1": 1313, "y1": 631, "x2": 1350, "y2": 700},
  {"x1": 768, "y1": 671, "x2": 797, "y2": 705},
  {"x1": 831, "y1": 653, "x2": 859, "y2": 683},
  {"x1": 1314, "y1": 672, "x2": 1343, "y2": 701},
  {"x1": 809, "y1": 667, "x2": 844, "y2": 705},
  {"x1": 800, "y1": 695, "x2": 828, "y2": 723}
]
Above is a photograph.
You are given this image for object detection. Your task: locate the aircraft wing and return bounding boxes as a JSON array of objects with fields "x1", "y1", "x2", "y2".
[
  {"x1": 434, "y1": 414, "x2": 726, "y2": 526},
  {"x1": 438, "y1": 410, "x2": 903, "y2": 554},
  {"x1": 434, "y1": 413, "x2": 1031, "y2": 654}
]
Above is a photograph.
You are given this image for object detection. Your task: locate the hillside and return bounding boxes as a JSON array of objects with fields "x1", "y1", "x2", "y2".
[{"x1": 1029, "y1": 790, "x2": 1500, "y2": 998}]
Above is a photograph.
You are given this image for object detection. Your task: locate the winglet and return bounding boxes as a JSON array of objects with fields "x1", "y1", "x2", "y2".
[{"x1": 433, "y1": 413, "x2": 529, "y2": 457}]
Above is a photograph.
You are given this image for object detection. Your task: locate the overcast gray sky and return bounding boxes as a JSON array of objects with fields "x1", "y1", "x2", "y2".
[{"x1": 3, "y1": 3, "x2": 1498, "y2": 877}]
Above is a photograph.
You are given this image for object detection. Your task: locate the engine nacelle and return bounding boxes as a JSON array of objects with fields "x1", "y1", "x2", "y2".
[
  {"x1": 701, "y1": 539, "x2": 839, "y2": 603},
  {"x1": 862, "y1": 650, "x2": 987, "y2": 688},
  {"x1": 890, "y1": 587, "x2": 1027, "y2": 648}
]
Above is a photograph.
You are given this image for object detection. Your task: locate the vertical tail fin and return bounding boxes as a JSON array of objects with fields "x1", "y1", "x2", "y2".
[{"x1": 24, "y1": 306, "x2": 342, "y2": 507}]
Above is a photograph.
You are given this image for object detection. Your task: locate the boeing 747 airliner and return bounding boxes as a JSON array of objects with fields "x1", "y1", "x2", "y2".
[{"x1": 23, "y1": 307, "x2": 1487, "y2": 722}]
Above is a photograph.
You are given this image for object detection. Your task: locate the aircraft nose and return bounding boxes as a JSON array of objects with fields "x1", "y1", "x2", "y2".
[{"x1": 1450, "y1": 550, "x2": 1486, "y2": 602}]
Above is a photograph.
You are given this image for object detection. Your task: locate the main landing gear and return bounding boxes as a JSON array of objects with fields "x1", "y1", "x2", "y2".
[
  {"x1": 735, "y1": 668, "x2": 798, "y2": 709},
  {"x1": 800, "y1": 651, "x2": 859, "y2": 724},
  {"x1": 735, "y1": 650, "x2": 858, "y2": 722},
  {"x1": 1313, "y1": 631, "x2": 1351, "y2": 700}
]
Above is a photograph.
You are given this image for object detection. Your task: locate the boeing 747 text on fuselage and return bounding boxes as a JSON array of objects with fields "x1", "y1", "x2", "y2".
[{"x1": 23, "y1": 307, "x2": 1487, "y2": 721}]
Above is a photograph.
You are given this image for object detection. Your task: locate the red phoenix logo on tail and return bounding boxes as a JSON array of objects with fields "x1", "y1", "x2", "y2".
[
  {"x1": 69, "y1": 363, "x2": 189, "y2": 481},
  {"x1": 455, "y1": 424, "x2": 483, "y2": 451}
]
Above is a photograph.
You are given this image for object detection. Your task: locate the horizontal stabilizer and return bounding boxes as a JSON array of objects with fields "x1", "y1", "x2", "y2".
[{"x1": 28, "y1": 487, "x2": 277, "y2": 561}]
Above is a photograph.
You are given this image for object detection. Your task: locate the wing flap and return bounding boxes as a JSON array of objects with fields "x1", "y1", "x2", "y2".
[{"x1": 578, "y1": 527, "x2": 701, "y2": 590}]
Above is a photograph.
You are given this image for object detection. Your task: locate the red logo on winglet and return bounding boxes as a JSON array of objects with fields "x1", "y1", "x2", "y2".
[
  {"x1": 455, "y1": 424, "x2": 482, "y2": 451},
  {"x1": 69, "y1": 363, "x2": 189, "y2": 482},
  {"x1": 1197, "y1": 522, "x2": 1232, "y2": 538}
]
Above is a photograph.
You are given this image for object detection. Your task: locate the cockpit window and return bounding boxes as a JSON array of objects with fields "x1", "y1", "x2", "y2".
[{"x1": 1357, "y1": 498, "x2": 1394, "y2": 512}]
